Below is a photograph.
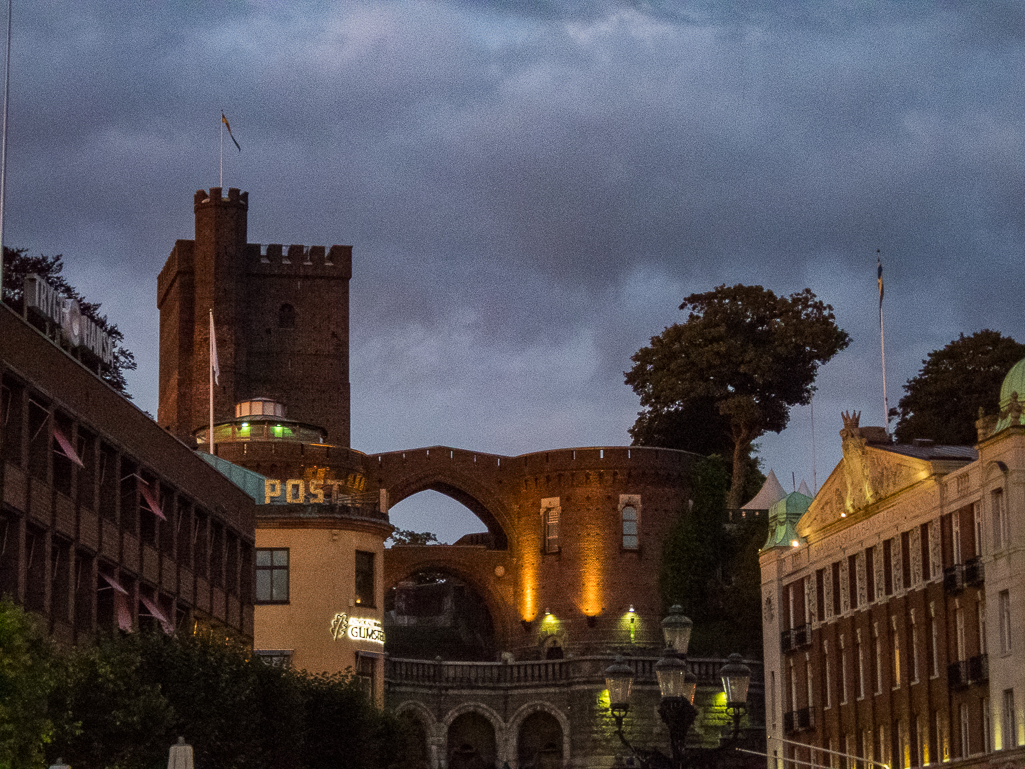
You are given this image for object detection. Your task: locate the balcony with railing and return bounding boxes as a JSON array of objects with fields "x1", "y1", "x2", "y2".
[
  {"x1": 964, "y1": 556, "x2": 984, "y2": 586},
  {"x1": 386, "y1": 654, "x2": 763, "y2": 692},
  {"x1": 948, "y1": 654, "x2": 988, "y2": 689},
  {"x1": 781, "y1": 624, "x2": 813, "y2": 653}
]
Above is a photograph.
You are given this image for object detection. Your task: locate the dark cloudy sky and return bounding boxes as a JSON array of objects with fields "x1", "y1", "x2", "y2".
[{"x1": 4, "y1": 2, "x2": 1022, "y2": 541}]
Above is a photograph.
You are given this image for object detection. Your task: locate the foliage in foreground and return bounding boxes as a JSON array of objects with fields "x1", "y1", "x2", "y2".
[
  {"x1": 0, "y1": 600, "x2": 411, "y2": 769},
  {"x1": 659, "y1": 456, "x2": 766, "y2": 658}
]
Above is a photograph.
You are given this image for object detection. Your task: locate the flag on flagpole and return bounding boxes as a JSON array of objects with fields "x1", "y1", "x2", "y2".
[
  {"x1": 877, "y1": 252, "x2": 884, "y2": 308},
  {"x1": 209, "y1": 310, "x2": 220, "y2": 385},
  {"x1": 221, "y1": 112, "x2": 240, "y2": 152}
]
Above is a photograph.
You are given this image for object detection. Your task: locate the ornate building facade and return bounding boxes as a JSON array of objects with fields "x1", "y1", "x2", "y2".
[{"x1": 760, "y1": 365, "x2": 1025, "y2": 769}]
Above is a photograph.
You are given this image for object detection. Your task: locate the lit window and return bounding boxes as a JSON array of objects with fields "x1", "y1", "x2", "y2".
[
  {"x1": 541, "y1": 499, "x2": 560, "y2": 553},
  {"x1": 622, "y1": 505, "x2": 638, "y2": 550},
  {"x1": 255, "y1": 548, "x2": 289, "y2": 603},
  {"x1": 355, "y1": 550, "x2": 375, "y2": 607}
]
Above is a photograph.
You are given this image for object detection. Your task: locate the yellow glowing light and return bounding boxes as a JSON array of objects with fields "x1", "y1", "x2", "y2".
[{"x1": 791, "y1": 540, "x2": 800, "y2": 548}]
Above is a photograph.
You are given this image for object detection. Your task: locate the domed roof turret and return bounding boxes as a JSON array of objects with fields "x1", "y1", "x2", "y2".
[
  {"x1": 999, "y1": 357, "x2": 1025, "y2": 410},
  {"x1": 993, "y1": 357, "x2": 1025, "y2": 433}
]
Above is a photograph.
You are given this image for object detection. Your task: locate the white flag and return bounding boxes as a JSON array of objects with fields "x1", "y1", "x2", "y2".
[{"x1": 209, "y1": 310, "x2": 220, "y2": 385}]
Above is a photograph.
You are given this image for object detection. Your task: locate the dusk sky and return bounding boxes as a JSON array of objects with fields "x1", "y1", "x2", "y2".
[{"x1": 3, "y1": 2, "x2": 1022, "y2": 541}]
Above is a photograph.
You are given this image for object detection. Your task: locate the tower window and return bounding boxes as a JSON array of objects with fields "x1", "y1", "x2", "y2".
[
  {"x1": 622, "y1": 506, "x2": 638, "y2": 549},
  {"x1": 278, "y1": 303, "x2": 296, "y2": 329},
  {"x1": 355, "y1": 550, "x2": 375, "y2": 607}
]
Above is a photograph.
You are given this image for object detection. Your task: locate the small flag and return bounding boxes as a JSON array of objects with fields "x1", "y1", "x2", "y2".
[
  {"x1": 222, "y1": 112, "x2": 241, "y2": 152},
  {"x1": 877, "y1": 251, "x2": 884, "y2": 308},
  {"x1": 209, "y1": 310, "x2": 220, "y2": 385}
]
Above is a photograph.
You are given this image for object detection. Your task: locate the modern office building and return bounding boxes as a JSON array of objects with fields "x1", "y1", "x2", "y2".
[
  {"x1": 0, "y1": 297, "x2": 255, "y2": 643},
  {"x1": 761, "y1": 368, "x2": 1025, "y2": 769}
]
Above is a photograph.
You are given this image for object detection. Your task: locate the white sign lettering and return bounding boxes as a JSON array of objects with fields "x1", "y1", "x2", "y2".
[
  {"x1": 330, "y1": 613, "x2": 385, "y2": 645},
  {"x1": 23, "y1": 274, "x2": 115, "y2": 366}
]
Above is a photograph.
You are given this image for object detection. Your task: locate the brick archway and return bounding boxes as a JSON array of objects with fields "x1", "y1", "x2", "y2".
[{"x1": 371, "y1": 444, "x2": 698, "y2": 658}]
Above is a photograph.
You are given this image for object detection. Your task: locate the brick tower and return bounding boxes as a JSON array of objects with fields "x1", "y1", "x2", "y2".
[{"x1": 157, "y1": 187, "x2": 351, "y2": 446}]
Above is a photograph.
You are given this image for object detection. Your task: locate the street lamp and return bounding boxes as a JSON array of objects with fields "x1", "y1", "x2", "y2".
[{"x1": 604, "y1": 606, "x2": 751, "y2": 769}]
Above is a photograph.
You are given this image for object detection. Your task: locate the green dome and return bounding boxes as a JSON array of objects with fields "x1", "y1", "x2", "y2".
[{"x1": 1000, "y1": 357, "x2": 1025, "y2": 410}]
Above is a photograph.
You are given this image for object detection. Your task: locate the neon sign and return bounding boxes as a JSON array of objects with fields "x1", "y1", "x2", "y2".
[{"x1": 330, "y1": 613, "x2": 385, "y2": 645}]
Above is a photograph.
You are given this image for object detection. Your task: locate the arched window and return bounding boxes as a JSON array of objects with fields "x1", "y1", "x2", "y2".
[{"x1": 278, "y1": 303, "x2": 295, "y2": 329}]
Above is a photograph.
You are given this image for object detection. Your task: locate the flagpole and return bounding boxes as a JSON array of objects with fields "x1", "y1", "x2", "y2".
[
  {"x1": 0, "y1": 0, "x2": 12, "y2": 299},
  {"x1": 219, "y1": 112, "x2": 223, "y2": 189},
  {"x1": 209, "y1": 308, "x2": 215, "y2": 456},
  {"x1": 878, "y1": 251, "x2": 890, "y2": 435}
]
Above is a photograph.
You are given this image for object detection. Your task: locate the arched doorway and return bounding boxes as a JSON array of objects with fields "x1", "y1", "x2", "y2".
[
  {"x1": 517, "y1": 711, "x2": 563, "y2": 769},
  {"x1": 384, "y1": 567, "x2": 496, "y2": 660},
  {"x1": 447, "y1": 712, "x2": 496, "y2": 769},
  {"x1": 396, "y1": 710, "x2": 431, "y2": 769}
]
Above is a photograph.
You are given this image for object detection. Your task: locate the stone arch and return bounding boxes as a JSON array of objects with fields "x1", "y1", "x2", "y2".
[
  {"x1": 393, "y1": 701, "x2": 438, "y2": 769},
  {"x1": 368, "y1": 450, "x2": 516, "y2": 550},
  {"x1": 507, "y1": 702, "x2": 571, "y2": 767},
  {"x1": 443, "y1": 702, "x2": 506, "y2": 769},
  {"x1": 384, "y1": 558, "x2": 512, "y2": 656}
]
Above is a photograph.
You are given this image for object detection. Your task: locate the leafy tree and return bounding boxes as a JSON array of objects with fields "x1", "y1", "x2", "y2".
[
  {"x1": 658, "y1": 457, "x2": 765, "y2": 657},
  {"x1": 891, "y1": 330, "x2": 1025, "y2": 445},
  {"x1": 387, "y1": 528, "x2": 440, "y2": 547},
  {"x1": 626, "y1": 284, "x2": 850, "y2": 509},
  {"x1": 2, "y1": 247, "x2": 137, "y2": 398},
  {"x1": 0, "y1": 600, "x2": 60, "y2": 769}
]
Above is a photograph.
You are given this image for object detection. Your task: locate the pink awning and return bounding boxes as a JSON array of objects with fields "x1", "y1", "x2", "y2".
[
  {"x1": 115, "y1": 593, "x2": 133, "y2": 631},
  {"x1": 140, "y1": 594, "x2": 174, "y2": 635},
  {"x1": 138, "y1": 479, "x2": 167, "y2": 520},
  {"x1": 99, "y1": 571, "x2": 129, "y2": 595},
  {"x1": 52, "y1": 424, "x2": 84, "y2": 467}
]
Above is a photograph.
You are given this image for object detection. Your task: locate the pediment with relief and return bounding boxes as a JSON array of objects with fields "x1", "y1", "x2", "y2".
[{"x1": 798, "y1": 411, "x2": 933, "y2": 537}]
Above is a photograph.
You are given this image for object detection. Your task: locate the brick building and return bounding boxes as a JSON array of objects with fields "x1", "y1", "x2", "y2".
[
  {"x1": 760, "y1": 367, "x2": 1025, "y2": 769},
  {"x1": 0, "y1": 300, "x2": 255, "y2": 642},
  {"x1": 158, "y1": 187, "x2": 765, "y2": 768}
]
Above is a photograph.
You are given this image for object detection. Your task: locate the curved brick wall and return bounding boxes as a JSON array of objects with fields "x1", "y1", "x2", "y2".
[{"x1": 371, "y1": 445, "x2": 699, "y2": 658}]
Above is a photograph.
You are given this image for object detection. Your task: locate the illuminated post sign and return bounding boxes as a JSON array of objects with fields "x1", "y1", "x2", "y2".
[
  {"x1": 23, "y1": 273, "x2": 115, "y2": 366},
  {"x1": 330, "y1": 613, "x2": 385, "y2": 645},
  {"x1": 264, "y1": 474, "x2": 366, "y2": 504}
]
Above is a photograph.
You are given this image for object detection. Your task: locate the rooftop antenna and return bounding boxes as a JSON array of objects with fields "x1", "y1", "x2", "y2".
[{"x1": 0, "y1": 0, "x2": 12, "y2": 300}]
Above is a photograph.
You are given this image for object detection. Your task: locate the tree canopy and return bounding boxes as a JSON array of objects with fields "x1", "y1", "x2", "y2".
[
  {"x1": 2, "y1": 248, "x2": 137, "y2": 398},
  {"x1": 891, "y1": 329, "x2": 1025, "y2": 445},
  {"x1": 658, "y1": 456, "x2": 765, "y2": 657},
  {"x1": 626, "y1": 284, "x2": 850, "y2": 509}
]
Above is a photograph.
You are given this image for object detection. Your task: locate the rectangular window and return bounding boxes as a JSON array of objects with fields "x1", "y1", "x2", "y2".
[
  {"x1": 356, "y1": 654, "x2": 375, "y2": 701},
  {"x1": 910, "y1": 610, "x2": 919, "y2": 684},
  {"x1": 892, "y1": 617, "x2": 901, "y2": 688},
  {"x1": 983, "y1": 696, "x2": 991, "y2": 753},
  {"x1": 840, "y1": 635, "x2": 848, "y2": 704},
  {"x1": 355, "y1": 550, "x2": 375, "y2": 607},
  {"x1": 848, "y1": 554, "x2": 859, "y2": 611},
  {"x1": 1003, "y1": 689, "x2": 1015, "y2": 749},
  {"x1": 999, "y1": 590, "x2": 1012, "y2": 654},
  {"x1": 856, "y1": 630, "x2": 865, "y2": 699},
  {"x1": 930, "y1": 602, "x2": 939, "y2": 678},
  {"x1": 541, "y1": 498, "x2": 560, "y2": 553},
  {"x1": 920, "y1": 523, "x2": 931, "y2": 582},
  {"x1": 953, "y1": 513, "x2": 962, "y2": 565},
  {"x1": 866, "y1": 546, "x2": 875, "y2": 602},
  {"x1": 824, "y1": 640, "x2": 832, "y2": 709},
  {"x1": 621, "y1": 505, "x2": 638, "y2": 550},
  {"x1": 978, "y1": 601, "x2": 987, "y2": 656},
  {"x1": 960, "y1": 704, "x2": 969, "y2": 757},
  {"x1": 832, "y1": 562, "x2": 842, "y2": 616},
  {"x1": 816, "y1": 568, "x2": 826, "y2": 620},
  {"x1": 256, "y1": 650, "x2": 293, "y2": 668},
  {"x1": 993, "y1": 489, "x2": 1007, "y2": 551},
  {"x1": 901, "y1": 531, "x2": 912, "y2": 589},
  {"x1": 255, "y1": 548, "x2": 289, "y2": 604},
  {"x1": 884, "y1": 539, "x2": 894, "y2": 596},
  {"x1": 955, "y1": 604, "x2": 965, "y2": 661},
  {"x1": 874, "y1": 622, "x2": 883, "y2": 694},
  {"x1": 973, "y1": 503, "x2": 984, "y2": 559}
]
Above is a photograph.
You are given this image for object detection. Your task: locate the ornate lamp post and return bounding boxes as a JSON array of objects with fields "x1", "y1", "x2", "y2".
[{"x1": 605, "y1": 606, "x2": 751, "y2": 769}]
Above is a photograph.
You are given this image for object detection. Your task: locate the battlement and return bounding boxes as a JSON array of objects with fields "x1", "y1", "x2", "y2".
[
  {"x1": 246, "y1": 243, "x2": 352, "y2": 278},
  {"x1": 194, "y1": 187, "x2": 249, "y2": 208}
]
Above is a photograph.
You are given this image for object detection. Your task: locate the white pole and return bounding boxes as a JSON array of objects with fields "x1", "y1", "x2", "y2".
[
  {"x1": 0, "y1": 0, "x2": 12, "y2": 298},
  {"x1": 810, "y1": 394, "x2": 817, "y2": 495},
  {"x1": 219, "y1": 112, "x2": 223, "y2": 189},
  {"x1": 209, "y1": 308, "x2": 216, "y2": 456},
  {"x1": 878, "y1": 252, "x2": 890, "y2": 435}
]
